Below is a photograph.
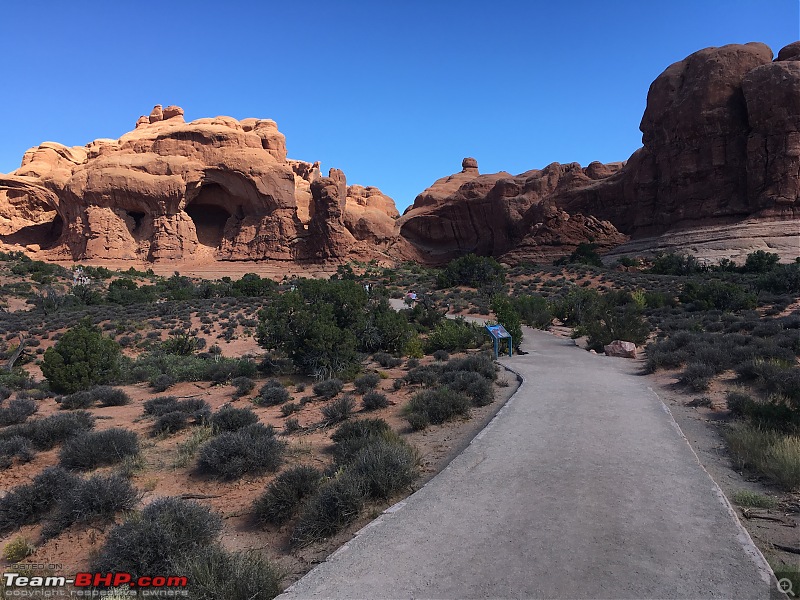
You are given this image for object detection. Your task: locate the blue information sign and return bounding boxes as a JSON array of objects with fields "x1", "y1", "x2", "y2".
[{"x1": 486, "y1": 324, "x2": 513, "y2": 358}]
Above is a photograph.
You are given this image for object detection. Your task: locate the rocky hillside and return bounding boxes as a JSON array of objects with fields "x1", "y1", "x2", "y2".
[
  {"x1": 1, "y1": 41, "x2": 798, "y2": 265},
  {"x1": 401, "y1": 41, "x2": 800, "y2": 263},
  {"x1": 0, "y1": 106, "x2": 416, "y2": 263}
]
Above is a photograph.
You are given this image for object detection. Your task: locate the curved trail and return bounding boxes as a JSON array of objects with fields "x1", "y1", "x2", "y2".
[{"x1": 280, "y1": 328, "x2": 780, "y2": 599}]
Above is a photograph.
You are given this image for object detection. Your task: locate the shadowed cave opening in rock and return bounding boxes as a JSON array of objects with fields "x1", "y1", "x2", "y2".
[
  {"x1": 186, "y1": 184, "x2": 233, "y2": 248},
  {"x1": 1, "y1": 214, "x2": 63, "y2": 250}
]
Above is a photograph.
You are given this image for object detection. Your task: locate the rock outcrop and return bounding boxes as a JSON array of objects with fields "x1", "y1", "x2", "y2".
[
  {"x1": 401, "y1": 41, "x2": 800, "y2": 263},
  {"x1": 0, "y1": 107, "x2": 407, "y2": 263}
]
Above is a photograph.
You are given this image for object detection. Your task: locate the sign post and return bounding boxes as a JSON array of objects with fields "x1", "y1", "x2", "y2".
[{"x1": 485, "y1": 324, "x2": 512, "y2": 359}]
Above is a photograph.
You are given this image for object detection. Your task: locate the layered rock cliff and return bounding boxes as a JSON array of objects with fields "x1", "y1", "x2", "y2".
[
  {"x1": 0, "y1": 105, "x2": 411, "y2": 263},
  {"x1": 401, "y1": 41, "x2": 800, "y2": 263}
]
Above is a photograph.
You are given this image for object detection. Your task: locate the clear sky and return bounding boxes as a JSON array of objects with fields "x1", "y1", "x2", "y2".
[{"x1": 0, "y1": 1, "x2": 797, "y2": 211}]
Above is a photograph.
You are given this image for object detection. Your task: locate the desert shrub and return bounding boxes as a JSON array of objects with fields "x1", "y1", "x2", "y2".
[
  {"x1": 438, "y1": 370, "x2": 493, "y2": 406},
  {"x1": 0, "y1": 436, "x2": 34, "y2": 469},
  {"x1": 321, "y1": 394, "x2": 355, "y2": 425},
  {"x1": 405, "y1": 364, "x2": 443, "y2": 386},
  {"x1": 43, "y1": 473, "x2": 138, "y2": 538},
  {"x1": 0, "y1": 467, "x2": 80, "y2": 533},
  {"x1": 41, "y1": 319, "x2": 121, "y2": 393},
  {"x1": 280, "y1": 402, "x2": 300, "y2": 417},
  {"x1": 432, "y1": 350, "x2": 450, "y2": 362},
  {"x1": 362, "y1": 390, "x2": 389, "y2": 411},
  {"x1": 197, "y1": 423, "x2": 285, "y2": 480},
  {"x1": 3, "y1": 411, "x2": 96, "y2": 450},
  {"x1": 143, "y1": 396, "x2": 179, "y2": 416},
  {"x1": 254, "y1": 384, "x2": 290, "y2": 406},
  {"x1": 726, "y1": 391, "x2": 756, "y2": 417},
  {"x1": 93, "y1": 497, "x2": 222, "y2": 579},
  {"x1": 348, "y1": 436, "x2": 417, "y2": 500},
  {"x1": 59, "y1": 428, "x2": 139, "y2": 471},
  {"x1": 331, "y1": 418, "x2": 393, "y2": 464},
  {"x1": 756, "y1": 261, "x2": 800, "y2": 294},
  {"x1": 404, "y1": 387, "x2": 471, "y2": 430},
  {"x1": 679, "y1": 280, "x2": 757, "y2": 312},
  {"x1": 424, "y1": 318, "x2": 483, "y2": 353},
  {"x1": 231, "y1": 376, "x2": 255, "y2": 399},
  {"x1": 648, "y1": 253, "x2": 704, "y2": 275},
  {"x1": 153, "y1": 411, "x2": 189, "y2": 435},
  {"x1": 742, "y1": 250, "x2": 780, "y2": 274},
  {"x1": 373, "y1": 352, "x2": 402, "y2": 368},
  {"x1": 283, "y1": 417, "x2": 301, "y2": 434},
  {"x1": 150, "y1": 373, "x2": 176, "y2": 392},
  {"x1": 313, "y1": 378, "x2": 343, "y2": 399},
  {"x1": 58, "y1": 390, "x2": 95, "y2": 410},
  {"x1": 443, "y1": 353, "x2": 497, "y2": 380},
  {"x1": 405, "y1": 357, "x2": 420, "y2": 369},
  {"x1": 253, "y1": 465, "x2": 323, "y2": 526},
  {"x1": 353, "y1": 373, "x2": 380, "y2": 394},
  {"x1": 436, "y1": 254, "x2": 505, "y2": 291},
  {"x1": 0, "y1": 397, "x2": 37, "y2": 425},
  {"x1": 490, "y1": 295, "x2": 523, "y2": 349},
  {"x1": 679, "y1": 362, "x2": 716, "y2": 392},
  {"x1": 512, "y1": 294, "x2": 553, "y2": 329},
  {"x1": 290, "y1": 473, "x2": 366, "y2": 547},
  {"x1": 2, "y1": 536, "x2": 34, "y2": 562},
  {"x1": 92, "y1": 386, "x2": 131, "y2": 407},
  {"x1": 142, "y1": 396, "x2": 210, "y2": 423},
  {"x1": 209, "y1": 406, "x2": 258, "y2": 433},
  {"x1": 176, "y1": 545, "x2": 281, "y2": 600}
]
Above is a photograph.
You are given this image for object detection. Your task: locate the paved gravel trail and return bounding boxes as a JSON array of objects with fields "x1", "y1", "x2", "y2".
[{"x1": 280, "y1": 328, "x2": 780, "y2": 599}]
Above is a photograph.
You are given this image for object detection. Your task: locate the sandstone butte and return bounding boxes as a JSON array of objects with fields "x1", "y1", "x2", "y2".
[{"x1": 1, "y1": 41, "x2": 798, "y2": 266}]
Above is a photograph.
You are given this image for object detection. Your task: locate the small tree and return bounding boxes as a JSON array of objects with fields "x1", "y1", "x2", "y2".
[{"x1": 42, "y1": 319, "x2": 121, "y2": 393}]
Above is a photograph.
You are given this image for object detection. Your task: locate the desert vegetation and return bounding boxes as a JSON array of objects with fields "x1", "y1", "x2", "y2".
[{"x1": 0, "y1": 248, "x2": 797, "y2": 597}]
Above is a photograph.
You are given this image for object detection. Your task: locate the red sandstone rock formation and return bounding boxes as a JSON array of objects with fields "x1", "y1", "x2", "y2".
[
  {"x1": 0, "y1": 107, "x2": 407, "y2": 263},
  {"x1": 401, "y1": 41, "x2": 799, "y2": 263}
]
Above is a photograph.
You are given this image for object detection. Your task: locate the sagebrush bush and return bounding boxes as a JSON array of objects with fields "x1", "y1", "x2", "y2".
[
  {"x1": 283, "y1": 417, "x2": 301, "y2": 434},
  {"x1": 177, "y1": 545, "x2": 282, "y2": 600},
  {"x1": 403, "y1": 387, "x2": 471, "y2": 430},
  {"x1": 59, "y1": 428, "x2": 139, "y2": 471},
  {"x1": 331, "y1": 418, "x2": 393, "y2": 464},
  {"x1": 679, "y1": 362, "x2": 716, "y2": 392},
  {"x1": 0, "y1": 467, "x2": 80, "y2": 533},
  {"x1": 150, "y1": 373, "x2": 176, "y2": 392},
  {"x1": 254, "y1": 384, "x2": 290, "y2": 406},
  {"x1": 143, "y1": 396, "x2": 179, "y2": 416},
  {"x1": 290, "y1": 473, "x2": 366, "y2": 547},
  {"x1": 93, "y1": 497, "x2": 222, "y2": 579},
  {"x1": 1, "y1": 411, "x2": 96, "y2": 450},
  {"x1": 253, "y1": 465, "x2": 323, "y2": 526},
  {"x1": 231, "y1": 376, "x2": 255, "y2": 399},
  {"x1": 321, "y1": 394, "x2": 355, "y2": 425},
  {"x1": 59, "y1": 390, "x2": 94, "y2": 410},
  {"x1": 209, "y1": 405, "x2": 258, "y2": 433},
  {"x1": 438, "y1": 370, "x2": 493, "y2": 407},
  {"x1": 373, "y1": 352, "x2": 402, "y2": 368},
  {"x1": 0, "y1": 397, "x2": 37, "y2": 425},
  {"x1": 313, "y1": 379, "x2": 343, "y2": 399},
  {"x1": 43, "y1": 473, "x2": 138, "y2": 538},
  {"x1": 348, "y1": 437, "x2": 417, "y2": 500},
  {"x1": 198, "y1": 423, "x2": 285, "y2": 480},
  {"x1": 353, "y1": 373, "x2": 380, "y2": 394},
  {"x1": 153, "y1": 411, "x2": 189, "y2": 435},
  {"x1": 443, "y1": 353, "x2": 497, "y2": 380},
  {"x1": 0, "y1": 435, "x2": 34, "y2": 469},
  {"x1": 362, "y1": 390, "x2": 389, "y2": 411},
  {"x1": 432, "y1": 350, "x2": 450, "y2": 362},
  {"x1": 280, "y1": 402, "x2": 300, "y2": 417},
  {"x1": 92, "y1": 386, "x2": 131, "y2": 407}
]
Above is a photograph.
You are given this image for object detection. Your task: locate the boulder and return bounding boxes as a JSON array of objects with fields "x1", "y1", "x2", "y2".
[{"x1": 604, "y1": 340, "x2": 637, "y2": 359}]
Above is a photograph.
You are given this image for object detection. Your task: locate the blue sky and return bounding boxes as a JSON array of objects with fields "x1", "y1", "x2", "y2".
[{"x1": 1, "y1": 1, "x2": 796, "y2": 211}]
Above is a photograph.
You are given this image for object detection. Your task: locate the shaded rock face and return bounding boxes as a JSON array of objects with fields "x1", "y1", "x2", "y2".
[
  {"x1": 0, "y1": 107, "x2": 404, "y2": 263},
  {"x1": 402, "y1": 42, "x2": 800, "y2": 262}
]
